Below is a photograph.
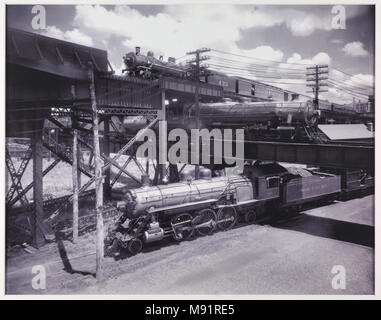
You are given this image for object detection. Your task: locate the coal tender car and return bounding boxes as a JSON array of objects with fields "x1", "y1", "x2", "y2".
[{"x1": 105, "y1": 162, "x2": 343, "y2": 255}]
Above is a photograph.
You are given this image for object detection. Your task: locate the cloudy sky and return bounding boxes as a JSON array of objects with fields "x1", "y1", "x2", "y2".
[{"x1": 7, "y1": 4, "x2": 374, "y2": 103}]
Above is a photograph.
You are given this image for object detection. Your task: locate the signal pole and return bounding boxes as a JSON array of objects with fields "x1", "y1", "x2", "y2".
[
  {"x1": 186, "y1": 48, "x2": 210, "y2": 179},
  {"x1": 306, "y1": 65, "x2": 329, "y2": 109}
]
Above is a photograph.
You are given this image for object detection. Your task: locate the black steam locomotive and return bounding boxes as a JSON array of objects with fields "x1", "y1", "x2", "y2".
[
  {"x1": 105, "y1": 162, "x2": 373, "y2": 256},
  {"x1": 122, "y1": 47, "x2": 192, "y2": 80}
]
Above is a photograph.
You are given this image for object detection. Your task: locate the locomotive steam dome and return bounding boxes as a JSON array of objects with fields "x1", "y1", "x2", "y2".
[
  {"x1": 199, "y1": 168, "x2": 212, "y2": 180},
  {"x1": 180, "y1": 169, "x2": 194, "y2": 182}
]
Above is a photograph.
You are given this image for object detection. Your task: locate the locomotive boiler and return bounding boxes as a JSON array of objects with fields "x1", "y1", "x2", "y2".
[
  {"x1": 166, "y1": 99, "x2": 321, "y2": 142},
  {"x1": 193, "y1": 100, "x2": 319, "y2": 127},
  {"x1": 117, "y1": 175, "x2": 249, "y2": 219}
]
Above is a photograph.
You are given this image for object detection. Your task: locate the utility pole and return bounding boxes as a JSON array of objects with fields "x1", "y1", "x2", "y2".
[
  {"x1": 88, "y1": 62, "x2": 104, "y2": 281},
  {"x1": 306, "y1": 64, "x2": 328, "y2": 109},
  {"x1": 71, "y1": 85, "x2": 79, "y2": 244},
  {"x1": 186, "y1": 48, "x2": 210, "y2": 179},
  {"x1": 72, "y1": 113, "x2": 79, "y2": 244}
]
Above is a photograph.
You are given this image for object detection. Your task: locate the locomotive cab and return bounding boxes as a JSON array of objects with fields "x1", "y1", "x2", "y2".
[{"x1": 243, "y1": 162, "x2": 287, "y2": 201}]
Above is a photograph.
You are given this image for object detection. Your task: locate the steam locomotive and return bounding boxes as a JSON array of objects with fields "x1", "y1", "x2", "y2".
[
  {"x1": 105, "y1": 162, "x2": 373, "y2": 256},
  {"x1": 173, "y1": 100, "x2": 374, "y2": 142},
  {"x1": 118, "y1": 98, "x2": 373, "y2": 143},
  {"x1": 169, "y1": 100, "x2": 319, "y2": 142},
  {"x1": 122, "y1": 47, "x2": 191, "y2": 79}
]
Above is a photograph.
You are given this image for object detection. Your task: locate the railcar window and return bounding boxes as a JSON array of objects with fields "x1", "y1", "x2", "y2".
[{"x1": 266, "y1": 176, "x2": 280, "y2": 188}]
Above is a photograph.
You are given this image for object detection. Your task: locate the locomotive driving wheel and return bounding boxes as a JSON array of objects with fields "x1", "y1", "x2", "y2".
[
  {"x1": 171, "y1": 213, "x2": 194, "y2": 241},
  {"x1": 128, "y1": 238, "x2": 143, "y2": 256},
  {"x1": 217, "y1": 207, "x2": 237, "y2": 230},
  {"x1": 194, "y1": 209, "x2": 217, "y2": 236},
  {"x1": 244, "y1": 209, "x2": 257, "y2": 224}
]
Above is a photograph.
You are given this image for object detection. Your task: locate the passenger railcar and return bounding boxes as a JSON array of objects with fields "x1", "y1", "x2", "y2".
[{"x1": 205, "y1": 74, "x2": 287, "y2": 101}]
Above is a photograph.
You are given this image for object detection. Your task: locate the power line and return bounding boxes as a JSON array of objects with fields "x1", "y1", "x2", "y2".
[
  {"x1": 328, "y1": 79, "x2": 371, "y2": 95},
  {"x1": 208, "y1": 62, "x2": 306, "y2": 80},
  {"x1": 211, "y1": 48, "x2": 315, "y2": 67},
  {"x1": 329, "y1": 80, "x2": 373, "y2": 96},
  {"x1": 209, "y1": 55, "x2": 307, "y2": 73},
  {"x1": 207, "y1": 66, "x2": 306, "y2": 86},
  {"x1": 328, "y1": 81, "x2": 369, "y2": 99},
  {"x1": 208, "y1": 61, "x2": 305, "y2": 77},
  {"x1": 332, "y1": 68, "x2": 374, "y2": 88},
  {"x1": 328, "y1": 84, "x2": 369, "y2": 101},
  {"x1": 211, "y1": 48, "x2": 374, "y2": 92}
]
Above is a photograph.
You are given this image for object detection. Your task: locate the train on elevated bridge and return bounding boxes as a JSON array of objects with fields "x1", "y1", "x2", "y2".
[{"x1": 5, "y1": 27, "x2": 374, "y2": 249}]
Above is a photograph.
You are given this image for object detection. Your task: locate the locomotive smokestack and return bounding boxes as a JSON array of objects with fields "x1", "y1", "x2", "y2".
[{"x1": 135, "y1": 46, "x2": 141, "y2": 55}]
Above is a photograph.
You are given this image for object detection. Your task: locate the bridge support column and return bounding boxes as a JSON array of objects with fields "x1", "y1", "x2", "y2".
[
  {"x1": 72, "y1": 116, "x2": 79, "y2": 244},
  {"x1": 31, "y1": 128, "x2": 45, "y2": 248},
  {"x1": 103, "y1": 116, "x2": 111, "y2": 199}
]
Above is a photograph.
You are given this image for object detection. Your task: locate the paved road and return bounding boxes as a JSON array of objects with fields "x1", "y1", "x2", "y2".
[{"x1": 6, "y1": 195, "x2": 374, "y2": 295}]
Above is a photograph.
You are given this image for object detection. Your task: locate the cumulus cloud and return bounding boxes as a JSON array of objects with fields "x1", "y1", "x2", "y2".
[
  {"x1": 348, "y1": 73, "x2": 374, "y2": 87},
  {"x1": 323, "y1": 72, "x2": 373, "y2": 104},
  {"x1": 342, "y1": 41, "x2": 369, "y2": 57},
  {"x1": 285, "y1": 12, "x2": 331, "y2": 37},
  {"x1": 41, "y1": 3, "x2": 371, "y2": 105},
  {"x1": 42, "y1": 25, "x2": 94, "y2": 47},
  {"x1": 71, "y1": 4, "x2": 339, "y2": 61},
  {"x1": 236, "y1": 45, "x2": 284, "y2": 62},
  {"x1": 286, "y1": 51, "x2": 331, "y2": 65},
  {"x1": 69, "y1": 4, "x2": 289, "y2": 74}
]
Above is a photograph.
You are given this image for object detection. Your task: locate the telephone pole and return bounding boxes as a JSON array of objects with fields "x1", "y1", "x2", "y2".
[
  {"x1": 186, "y1": 48, "x2": 210, "y2": 179},
  {"x1": 88, "y1": 62, "x2": 104, "y2": 281},
  {"x1": 306, "y1": 64, "x2": 329, "y2": 109}
]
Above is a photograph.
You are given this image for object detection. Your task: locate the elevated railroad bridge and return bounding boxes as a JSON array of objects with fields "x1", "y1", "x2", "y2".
[{"x1": 6, "y1": 27, "x2": 374, "y2": 246}]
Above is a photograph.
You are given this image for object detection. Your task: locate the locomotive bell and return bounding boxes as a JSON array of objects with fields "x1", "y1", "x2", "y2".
[{"x1": 147, "y1": 51, "x2": 154, "y2": 57}]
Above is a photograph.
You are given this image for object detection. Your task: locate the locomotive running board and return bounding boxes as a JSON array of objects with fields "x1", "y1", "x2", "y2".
[
  {"x1": 215, "y1": 199, "x2": 260, "y2": 209},
  {"x1": 148, "y1": 199, "x2": 218, "y2": 215}
]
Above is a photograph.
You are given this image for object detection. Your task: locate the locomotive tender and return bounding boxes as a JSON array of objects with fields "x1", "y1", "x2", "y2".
[{"x1": 106, "y1": 162, "x2": 349, "y2": 256}]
